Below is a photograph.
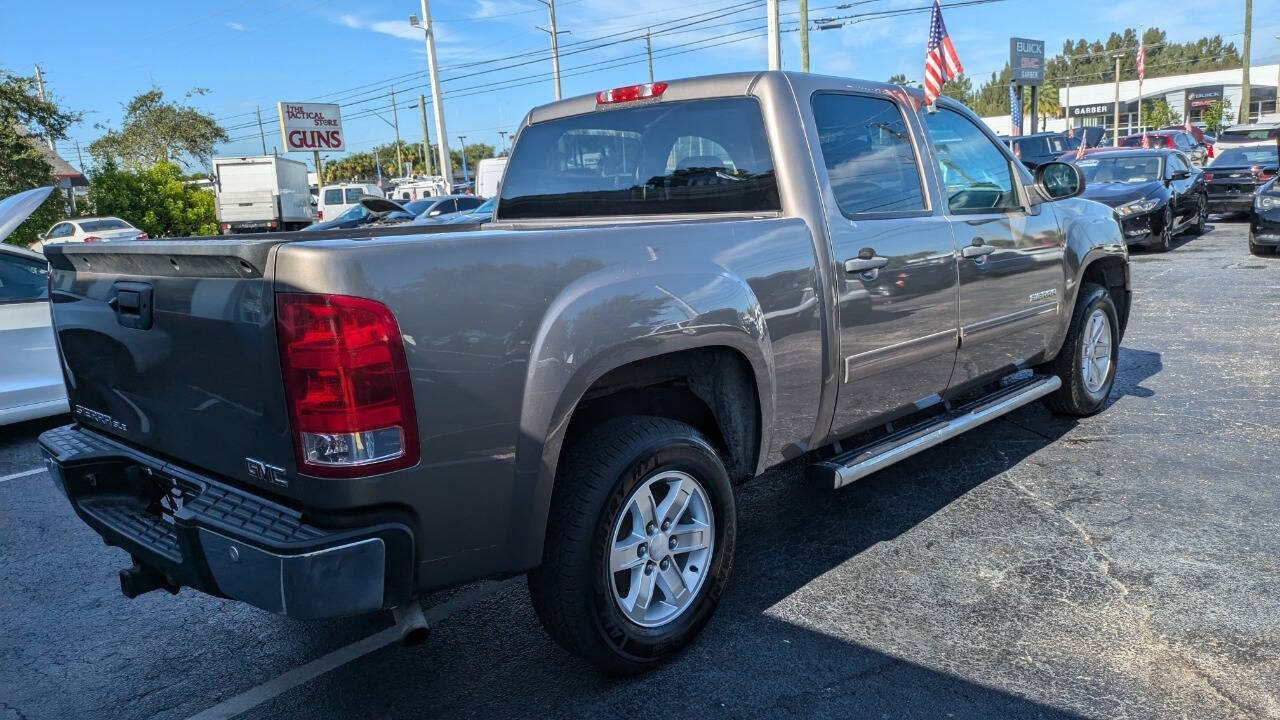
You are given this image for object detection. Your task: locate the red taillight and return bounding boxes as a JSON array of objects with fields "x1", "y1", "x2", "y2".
[
  {"x1": 596, "y1": 81, "x2": 668, "y2": 105},
  {"x1": 317, "y1": 210, "x2": 324, "y2": 220},
  {"x1": 1205, "y1": 173, "x2": 1214, "y2": 181},
  {"x1": 136, "y1": 232, "x2": 149, "y2": 241},
  {"x1": 276, "y1": 293, "x2": 419, "y2": 478},
  {"x1": 82, "y1": 235, "x2": 100, "y2": 243}
]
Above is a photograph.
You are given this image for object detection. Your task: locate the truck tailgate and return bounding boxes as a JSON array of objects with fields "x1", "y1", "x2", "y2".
[
  {"x1": 218, "y1": 190, "x2": 277, "y2": 222},
  {"x1": 45, "y1": 239, "x2": 295, "y2": 488}
]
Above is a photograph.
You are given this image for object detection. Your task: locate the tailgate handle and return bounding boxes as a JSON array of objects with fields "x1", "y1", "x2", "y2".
[{"x1": 110, "y1": 281, "x2": 154, "y2": 330}]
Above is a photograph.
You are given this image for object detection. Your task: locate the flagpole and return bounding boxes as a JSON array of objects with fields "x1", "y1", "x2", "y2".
[{"x1": 1136, "y1": 30, "x2": 1143, "y2": 135}]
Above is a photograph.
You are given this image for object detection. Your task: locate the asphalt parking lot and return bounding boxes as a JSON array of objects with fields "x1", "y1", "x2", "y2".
[{"x1": 2, "y1": 218, "x2": 1278, "y2": 720}]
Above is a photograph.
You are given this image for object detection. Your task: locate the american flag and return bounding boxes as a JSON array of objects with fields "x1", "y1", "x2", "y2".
[
  {"x1": 923, "y1": 0, "x2": 963, "y2": 106},
  {"x1": 1009, "y1": 84, "x2": 1022, "y2": 137}
]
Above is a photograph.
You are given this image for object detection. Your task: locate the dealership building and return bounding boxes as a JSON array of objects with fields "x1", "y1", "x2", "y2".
[{"x1": 1058, "y1": 64, "x2": 1278, "y2": 135}]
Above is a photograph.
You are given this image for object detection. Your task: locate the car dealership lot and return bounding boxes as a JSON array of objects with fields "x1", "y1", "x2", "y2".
[{"x1": 2, "y1": 219, "x2": 1277, "y2": 720}]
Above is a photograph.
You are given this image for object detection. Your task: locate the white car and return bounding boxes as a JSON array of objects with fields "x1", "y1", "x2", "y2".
[
  {"x1": 32, "y1": 216, "x2": 146, "y2": 251},
  {"x1": 0, "y1": 187, "x2": 69, "y2": 425},
  {"x1": 317, "y1": 183, "x2": 384, "y2": 222}
]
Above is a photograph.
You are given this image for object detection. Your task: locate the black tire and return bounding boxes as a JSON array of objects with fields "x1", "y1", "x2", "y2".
[
  {"x1": 1042, "y1": 283, "x2": 1120, "y2": 416},
  {"x1": 1150, "y1": 206, "x2": 1173, "y2": 251},
  {"x1": 1249, "y1": 238, "x2": 1274, "y2": 256},
  {"x1": 528, "y1": 416, "x2": 736, "y2": 674},
  {"x1": 1188, "y1": 194, "x2": 1208, "y2": 235}
]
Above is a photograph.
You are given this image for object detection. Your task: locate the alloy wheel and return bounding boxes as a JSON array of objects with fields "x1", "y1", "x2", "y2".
[
  {"x1": 1080, "y1": 308, "x2": 1113, "y2": 395},
  {"x1": 607, "y1": 470, "x2": 715, "y2": 628}
]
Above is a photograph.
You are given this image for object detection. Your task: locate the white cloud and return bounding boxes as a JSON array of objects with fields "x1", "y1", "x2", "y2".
[{"x1": 225, "y1": 21, "x2": 244, "y2": 31}]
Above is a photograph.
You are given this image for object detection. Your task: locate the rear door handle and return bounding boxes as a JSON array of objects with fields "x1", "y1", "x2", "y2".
[
  {"x1": 961, "y1": 244, "x2": 996, "y2": 258},
  {"x1": 844, "y1": 256, "x2": 889, "y2": 273}
]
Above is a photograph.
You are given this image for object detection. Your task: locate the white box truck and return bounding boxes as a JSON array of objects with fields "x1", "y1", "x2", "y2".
[
  {"x1": 213, "y1": 155, "x2": 313, "y2": 233},
  {"x1": 474, "y1": 157, "x2": 508, "y2": 199}
]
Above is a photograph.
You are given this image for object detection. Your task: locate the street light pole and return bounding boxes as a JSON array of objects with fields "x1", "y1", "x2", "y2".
[
  {"x1": 799, "y1": 0, "x2": 809, "y2": 72},
  {"x1": 1113, "y1": 52, "x2": 1125, "y2": 145},
  {"x1": 645, "y1": 28, "x2": 654, "y2": 83},
  {"x1": 498, "y1": 130, "x2": 509, "y2": 154},
  {"x1": 457, "y1": 135, "x2": 469, "y2": 185},
  {"x1": 412, "y1": 3, "x2": 453, "y2": 190},
  {"x1": 390, "y1": 84, "x2": 403, "y2": 176},
  {"x1": 1240, "y1": 0, "x2": 1252, "y2": 124},
  {"x1": 767, "y1": 0, "x2": 781, "y2": 70},
  {"x1": 256, "y1": 106, "x2": 268, "y2": 155}
]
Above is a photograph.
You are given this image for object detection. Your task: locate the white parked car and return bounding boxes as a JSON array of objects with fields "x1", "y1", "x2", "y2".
[
  {"x1": 0, "y1": 187, "x2": 69, "y2": 425},
  {"x1": 32, "y1": 216, "x2": 146, "y2": 251}
]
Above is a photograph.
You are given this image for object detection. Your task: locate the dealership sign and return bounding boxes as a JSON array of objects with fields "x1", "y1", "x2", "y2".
[
  {"x1": 277, "y1": 102, "x2": 345, "y2": 152},
  {"x1": 1009, "y1": 37, "x2": 1045, "y2": 86},
  {"x1": 1185, "y1": 86, "x2": 1224, "y2": 109}
]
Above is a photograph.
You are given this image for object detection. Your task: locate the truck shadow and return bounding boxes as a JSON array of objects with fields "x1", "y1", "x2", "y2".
[{"x1": 292, "y1": 349, "x2": 1165, "y2": 718}]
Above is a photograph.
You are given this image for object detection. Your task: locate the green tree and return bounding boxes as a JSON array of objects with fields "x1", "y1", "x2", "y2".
[
  {"x1": 0, "y1": 67, "x2": 79, "y2": 246},
  {"x1": 1201, "y1": 97, "x2": 1232, "y2": 134},
  {"x1": 89, "y1": 88, "x2": 228, "y2": 172},
  {"x1": 452, "y1": 142, "x2": 497, "y2": 179},
  {"x1": 887, "y1": 73, "x2": 912, "y2": 86},
  {"x1": 1142, "y1": 98, "x2": 1180, "y2": 129},
  {"x1": 87, "y1": 161, "x2": 217, "y2": 238},
  {"x1": 941, "y1": 73, "x2": 973, "y2": 103}
]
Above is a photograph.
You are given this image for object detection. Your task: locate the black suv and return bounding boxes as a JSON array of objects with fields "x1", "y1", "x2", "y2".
[{"x1": 1002, "y1": 132, "x2": 1072, "y2": 169}]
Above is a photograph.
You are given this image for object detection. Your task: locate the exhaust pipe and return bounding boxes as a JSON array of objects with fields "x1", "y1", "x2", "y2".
[
  {"x1": 119, "y1": 562, "x2": 178, "y2": 599},
  {"x1": 392, "y1": 601, "x2": 431, "y2": 646}
]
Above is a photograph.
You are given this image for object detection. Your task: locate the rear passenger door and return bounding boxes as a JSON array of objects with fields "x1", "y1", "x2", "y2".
[
  {"x1": 922, "y1": 107, "x2": 1066, "y2": 388},
  {"x1": 811, "y1": 92, "x2": 960, "y2": 437}
]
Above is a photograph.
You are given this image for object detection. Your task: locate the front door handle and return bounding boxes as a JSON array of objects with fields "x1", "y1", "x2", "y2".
[
  {"x1": 961, "y1": 243, "x2": 996, "y2": 258},
  {"x1": 845, "y1": 256, "x2": 889, "y2": 273}
]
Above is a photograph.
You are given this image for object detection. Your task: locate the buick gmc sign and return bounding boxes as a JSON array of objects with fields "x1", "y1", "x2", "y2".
[{"x1": 277, "y1": 101, "x2": 346, "y2": 152}]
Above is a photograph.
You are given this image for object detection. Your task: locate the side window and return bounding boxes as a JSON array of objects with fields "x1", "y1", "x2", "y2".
[
  {"x1": 923, "y1": 108, "x2": 1020, "y2": 213},
  {"x1": 0, "y1": 254, "x2": 49, "y2": 303},
  {"x1": 49, "y1": 223, "x2": 73, "y2": 238},
  {"x1": 345, "y1": 188, "x2": 365, "y2": 203},
  {"x1": 460, "y1": 197, "x2": 482, "y2": 211},
  {"x1": 1170, "y1": 154, "x2": 1191, "y2": 175},
  {"x1": 323, "y1": 189, "x2": 342, "y2": 205},
  {"x1": 810, "y1": 93, "x2": 926, "y2": 216}
]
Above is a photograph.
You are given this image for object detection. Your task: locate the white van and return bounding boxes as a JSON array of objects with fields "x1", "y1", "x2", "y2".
[
  {"x1": 318, "y1": 183, "x2": 384, "y2": 222},
  {"x1": 474, "y1": 157, "x2": 508, "y2": 199}
]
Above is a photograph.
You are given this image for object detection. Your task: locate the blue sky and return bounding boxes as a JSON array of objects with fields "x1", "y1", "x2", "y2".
[{"x1": 4, "y1": 0, "x2": 1277, "y2": 172}]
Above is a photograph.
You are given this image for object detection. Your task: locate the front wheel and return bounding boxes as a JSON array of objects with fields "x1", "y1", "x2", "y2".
[
  {"x1": 1042, "y1": 283, "x2": 1120, "y2": 416},
  {"x1": 1150, "y1": 206, "x2": 1174, "y2": 251},
  {"x1": 1250, "y1": 238, "x2": 1275, "y2": 256},
  {"x1": 528, "y1": 416, "x2": 736, "y2": 674}
]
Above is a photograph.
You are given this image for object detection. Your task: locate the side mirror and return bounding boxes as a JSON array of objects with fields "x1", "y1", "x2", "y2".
[
  {"x1": 1035, "y1": 161, "x2": 1084, "y2": 201},
  {"x1": 428, "y1": 209, "x2": 442, "y2": 216},
  {"x1": 1170, "y1": 170, "x2": 1191, "y2": 181},
  {"x1": 37, "y1": 232, "x2": 47, "y2": 241},
  {"x1": 1265, "y1": 166, "x2": 1280, "y2": 175}
]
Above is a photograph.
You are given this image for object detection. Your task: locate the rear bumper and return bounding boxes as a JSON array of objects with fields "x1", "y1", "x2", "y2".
[
  {"x1": 1207, "y1": 195, "x2": 1254, "y2": 214},
  {"x1": 39, "y1": 423, "x2": 414, "y2": 619}
]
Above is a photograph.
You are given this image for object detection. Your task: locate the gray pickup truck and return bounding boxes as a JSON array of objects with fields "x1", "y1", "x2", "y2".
[{"x1": 41, "y1": 71, "x2": 1129, "y2": 673}]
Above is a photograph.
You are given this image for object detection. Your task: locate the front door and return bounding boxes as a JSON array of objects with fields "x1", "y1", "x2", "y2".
[
  {"x1": 810, "y1": 92, "x2": 960, "y2": 438},
  {"x1": 1166, "y1": 152, "x2": 1197, "y2": 223},
  {"x1": 921, "y1": 107, "x2": 1066, "y2": 387}
]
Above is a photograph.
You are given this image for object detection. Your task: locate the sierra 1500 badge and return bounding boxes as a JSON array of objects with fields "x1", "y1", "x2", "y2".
[{"x1": 74, "y1": 404, "x2": 127, "y2": 432}]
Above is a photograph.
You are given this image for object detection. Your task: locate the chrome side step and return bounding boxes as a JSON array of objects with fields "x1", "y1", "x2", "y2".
[{"x1": 808, "y1": 374, "x2": 1062, "y2": 490}]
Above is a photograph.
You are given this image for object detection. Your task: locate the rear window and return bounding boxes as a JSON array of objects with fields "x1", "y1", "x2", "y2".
[
  {"x1": 1219, "y1": 127, "x2": 1280, "y2": 143},
  {"x1": 79, "y1": 218, "x2": 131, "y2": 231},
  {"x1": 0, "y1": 253, "x2": 49, "y2": 303},
  {"x1": 323, "y1": 188, "x2": 343, "y2": 204},
  {"x1": 345, "y1": 188, "x2": 365, "y2": 203},
  {"x1": 498, "y1": 97, "x2": 779, "y2": 219},
  {"x1": 1014, "y1": 137, "x2": 1048, "y2": 156},
  {"x1": 1212, "y1": 146, "x2": 1279, "y2": 166}
]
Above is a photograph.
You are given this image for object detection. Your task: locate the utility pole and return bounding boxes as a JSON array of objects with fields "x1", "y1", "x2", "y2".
[
  {"x1": 33, "y1": 65, "x2": 55, "y2": 151},
  {"x1": 74, "y1": 139, "x2": 85, "y2": 172},
  {"x1": 418, "y1": 94, "x2": 432, "y2": 176},
  {"x1": 256, "y1": 107, "x2": 268, "y2": 155},
  {"x1": 457, "y1": 135, "x2": 469, "y2": 185},
  {"x1": 536, "y1": 0, "x2": 567, "y2": 100},
  {"x1": 498, "y1": 130, "x2": 509, "y2": 154},
  {"x1": 412, "y1": 2, "x2": 452, "y2": 190},
  {"x1": 1240, "y1": 0, "x2": 1252, "y2": 124},
  {"x1": 1112, "y1": 52, "x2": 1124, "y2": 145},
  {"x1": 645, "y1": 29, "x2": 654, "y2": 83},
  {"x1": 799, "y1": 0, "x2": 810, "y2": 72},
  {"x1": 767, "y1": 0, "x2": 781, "y2": 70},
  {"x1": 390, "y1": 84, "x2": 403, "y2": 177}
]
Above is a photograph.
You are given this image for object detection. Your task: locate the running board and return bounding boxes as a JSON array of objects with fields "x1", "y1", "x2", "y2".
[{"x1": 808, "y1": 374, "x2": 1062, "y2": 490}]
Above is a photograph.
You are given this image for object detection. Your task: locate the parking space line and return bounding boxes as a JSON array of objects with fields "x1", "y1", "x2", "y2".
[
  {"x1": 185, "y1": 578, "x2": 518, "y2": 720},
  {"x1": 0, "y1": 467, "x2": 46, "y2": 483}
]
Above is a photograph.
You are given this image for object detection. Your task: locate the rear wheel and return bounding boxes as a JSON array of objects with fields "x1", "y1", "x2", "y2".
[
  {"x1": 1250, "y1": 238, "x2": 1274, "y2": 256},
  {"x1": 528, "y1": 416, "x2": 736, "y2": 674},
  {"x1": 1043, "y1": 283, "x2": 1119, "y2": 416}
]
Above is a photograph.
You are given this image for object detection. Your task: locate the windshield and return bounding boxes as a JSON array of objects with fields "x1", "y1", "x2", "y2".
[
  {"x1": 1219, "y1": 127, "x2": 1280, "y2": 143},
  {"x1": 1211, "y1": 146, "x2": 1279, "y2": 167},
  {"x1": 499, "y1": 97, "x2": 779, "y2": 219},
  {"x1": 402, "y1": 199, "x2": 433, "y2": 216},
  {"x1": 473, "y1": 198, "x2": 495, "y2": 213},
  {"x1": 1075, "y1": 156, "x2": 1163, "y2": 183},
  {"x1": 335, "y1": 204, "x2": 368, "y2": 221},
  {"x1": 79, "y1": 218, "x2": 132, "y2": 231}
]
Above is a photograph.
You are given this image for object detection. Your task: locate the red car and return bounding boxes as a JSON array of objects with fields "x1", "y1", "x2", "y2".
[{"x1": 1118, "y1": 130, "x2": 1208, "y2": 164}]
